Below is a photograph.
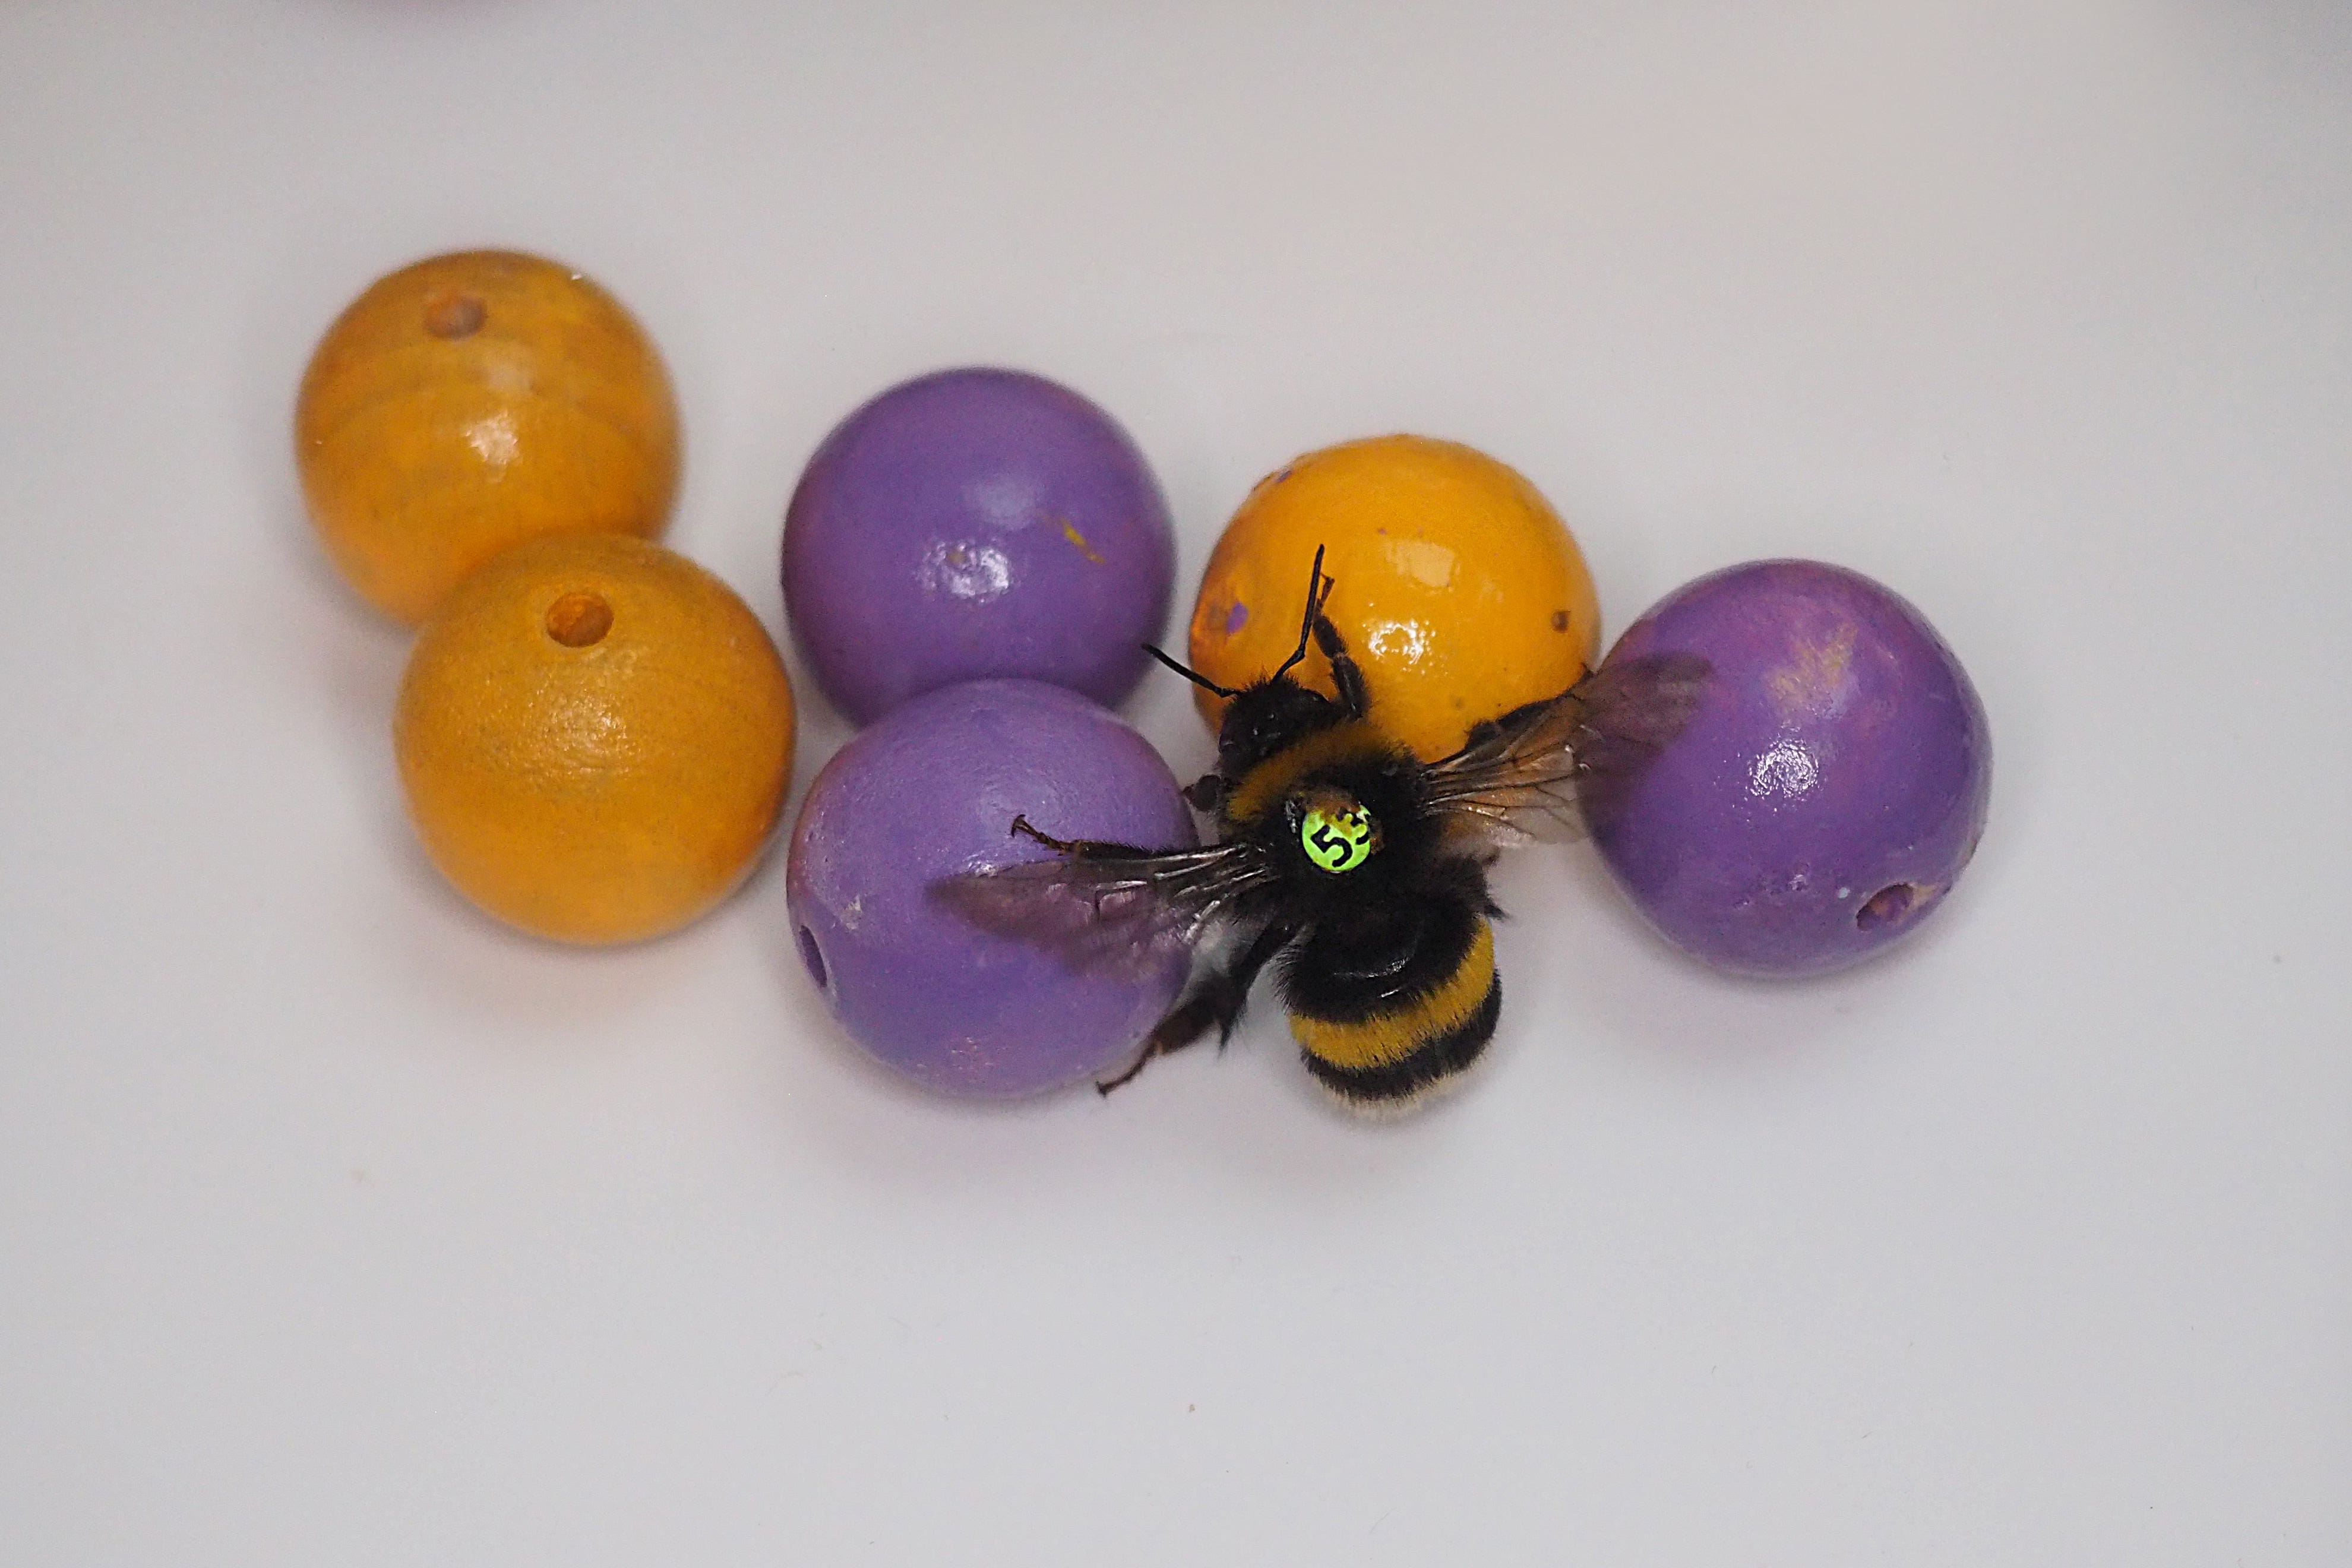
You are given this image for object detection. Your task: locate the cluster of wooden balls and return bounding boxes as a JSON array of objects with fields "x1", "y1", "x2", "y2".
[
  {"x1": 301, "y1": 248, "x2": 1990, "y2": 1102},
  {"x1": 298, "y1": 251, "x2": 796, "y2": 945}
]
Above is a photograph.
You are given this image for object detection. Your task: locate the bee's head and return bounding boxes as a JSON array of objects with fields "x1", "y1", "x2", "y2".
[
  {"x1": 1138, "y1": 545, "x2": 1345, "y2": 780},
  {"x1": 1142, "y1": 545, "x2": 1342, "y2": 779},
  {"x1": 1212, "y1": 674, "x2": 1342, "y2": 778}
]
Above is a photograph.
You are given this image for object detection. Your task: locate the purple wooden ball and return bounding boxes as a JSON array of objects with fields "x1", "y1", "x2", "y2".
[
  {"x1": 785, "y1": 679, "x2": 1195, "y2": 1098},
  {"x1": 780, "y1": 366, "x2": 1177, "y2": 724},
  {"x1": 1584, "y1": 560, "x2": 1991, "y2": 977}
]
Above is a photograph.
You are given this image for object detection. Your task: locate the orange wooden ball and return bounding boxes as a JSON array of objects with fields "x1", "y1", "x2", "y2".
[
  {"x1": 394, "y1": 535, "x2": 795, "y2": 945},
  {"x1": 296, "y1": 249, "x2": 679, "y2": 625},
  {"x1": 1186, "y1": 435, "x2": 1604, "y2": 760}
]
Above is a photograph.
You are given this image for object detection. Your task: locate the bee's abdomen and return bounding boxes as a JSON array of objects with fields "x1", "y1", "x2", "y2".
[{"x1": 1288, "y1": 916, "x2": 1500, "y2": 1108}]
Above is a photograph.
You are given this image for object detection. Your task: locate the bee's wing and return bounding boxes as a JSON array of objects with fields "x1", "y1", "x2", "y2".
[
  {"x1": 1422, "y1": 653, "x2": 1711, "y2": 853},
  {"x1": 930, "y1": 839, "x2": 1280, "y2": 978}
]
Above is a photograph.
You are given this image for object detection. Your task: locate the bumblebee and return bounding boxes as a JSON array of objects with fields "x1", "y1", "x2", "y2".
[{"x1": 938, "y1": 549, "x2": 1706, "y2": 1111}]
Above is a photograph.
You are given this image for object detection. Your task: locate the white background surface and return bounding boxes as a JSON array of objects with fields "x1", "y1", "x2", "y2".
[{"x1": 4, "y1": 3, "x2": 2348, "y2": 1563}]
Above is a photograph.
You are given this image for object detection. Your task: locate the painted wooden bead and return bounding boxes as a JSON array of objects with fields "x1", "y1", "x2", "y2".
[{"x1": 296, "y1": 249, "x2": 678, "y2": 624}]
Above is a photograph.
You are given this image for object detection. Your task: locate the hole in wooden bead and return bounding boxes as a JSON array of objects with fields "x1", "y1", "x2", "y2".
[
  {"x1": 545, "y1": 592, "x2": 612, "y2": 647},
  {"x1": 1855, "y1": 881, "x2": 1931, "y2": 932},
  {"x1": 423, "y1": 291, "x2": 486, "y2": 339},
  {"x1": 796, "y1": 927, "x2": 828, "y2": 989}
]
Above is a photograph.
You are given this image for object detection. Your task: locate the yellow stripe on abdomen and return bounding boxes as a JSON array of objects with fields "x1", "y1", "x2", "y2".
[{"x1": 1289, "y1": 919, "x2": 1496, "y2": 1071}]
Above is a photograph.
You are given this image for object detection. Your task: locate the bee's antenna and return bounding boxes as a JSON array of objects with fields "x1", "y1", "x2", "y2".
[
  {"x1": 1270, "y1": 544, "x2": 1331, "y2": 683},
  {"x1": 1142, "y1": 643, "x2": 1240, "y2": 698}
]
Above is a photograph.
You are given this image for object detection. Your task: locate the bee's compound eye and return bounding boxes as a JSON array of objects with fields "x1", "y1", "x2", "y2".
[{"x1": 1301, "y1": 801, "x2": 1378, "y2": 873}]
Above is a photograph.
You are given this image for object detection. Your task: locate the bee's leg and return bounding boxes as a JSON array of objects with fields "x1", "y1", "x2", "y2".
[
  {"x1": 1199, "y1": 919, "x2": 1296, "y2": 1043},
  {"x1": 1007, "y1": 815, "x2": 1156, "y2": 860},
  {"x1": 1182, "y1": 773, "x2": 1226, "y2": 813},
  {"x1": 1098, "y1": 922, "x2": 1297, "y2": 1095},
  {"x1": 1311, "y1": 617, "x2": 1370, "y2": 719},
  {"x1": 1096, "y1": 998, "x2": 1219, "y2": 1093}
]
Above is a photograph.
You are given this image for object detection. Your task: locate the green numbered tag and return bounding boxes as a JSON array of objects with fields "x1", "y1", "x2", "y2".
[{"x1": 1300, "y1": 798, "x2": 1379, "y2": 874}]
